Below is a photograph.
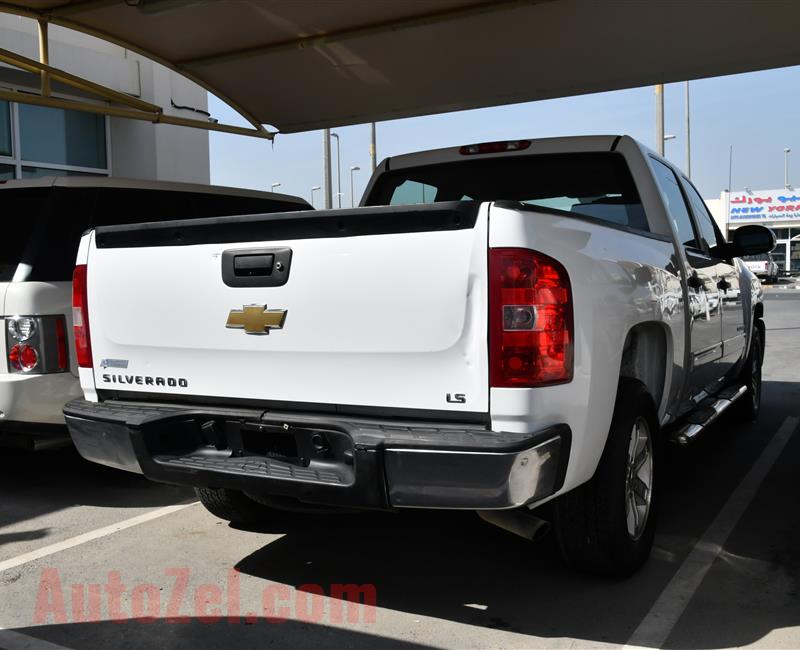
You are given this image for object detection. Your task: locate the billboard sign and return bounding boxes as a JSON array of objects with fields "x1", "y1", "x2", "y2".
[{"x1": 728, "y1": 189, "x2": 800, "y2": 222}]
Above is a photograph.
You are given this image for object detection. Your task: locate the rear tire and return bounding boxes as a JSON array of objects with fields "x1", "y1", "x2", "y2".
[
  {"x1": 736, "y1": 325, "x2": 763, "y2": 422},
  {"x1": 553, "y1": 379, "x2": 659, "y2": 577},
  {"x1": 196, "y1": 487, "x2": 273, "y2": 524}
]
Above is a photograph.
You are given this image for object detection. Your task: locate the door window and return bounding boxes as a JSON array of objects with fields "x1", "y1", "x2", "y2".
[
  {"x1": 680, "y1": 178, "x2": 723, "y2": 252},
  {"x1": 650, "y1": 159, "x2": 699, "y2": 249}
]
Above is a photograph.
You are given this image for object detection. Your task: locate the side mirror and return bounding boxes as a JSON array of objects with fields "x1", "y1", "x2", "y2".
[{"x1": 729, "y1": 225, "x2": 776, "y2": 258}]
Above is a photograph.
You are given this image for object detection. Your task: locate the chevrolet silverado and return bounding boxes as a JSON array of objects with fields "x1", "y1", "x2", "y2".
[{"x1": 62, "y1": 136, "x2": 775, "y2": 576}]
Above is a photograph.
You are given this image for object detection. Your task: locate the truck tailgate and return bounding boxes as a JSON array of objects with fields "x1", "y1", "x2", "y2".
[{"x1": 85, "y1": 203, "x2": 488, "y2": 414}]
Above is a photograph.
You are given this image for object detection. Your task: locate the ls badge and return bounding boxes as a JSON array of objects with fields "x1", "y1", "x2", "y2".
[{"x1": 226, "y1": 304, "x2": 287, "y2": 335}]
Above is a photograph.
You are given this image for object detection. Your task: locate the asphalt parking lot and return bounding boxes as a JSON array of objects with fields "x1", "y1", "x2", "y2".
[{"x1": 1, "y1": 290, "x2": 798, "y2": 650}]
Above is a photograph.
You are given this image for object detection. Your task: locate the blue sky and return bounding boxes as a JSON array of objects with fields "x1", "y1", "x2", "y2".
[{"x1": 209, "y1": 65, "x2": 800, "y2": 207}]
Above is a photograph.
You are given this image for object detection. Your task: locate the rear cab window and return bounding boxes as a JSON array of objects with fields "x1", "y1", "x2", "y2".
[{"x1": 368, "y1": 152, "x2": 649, "y2": 232}]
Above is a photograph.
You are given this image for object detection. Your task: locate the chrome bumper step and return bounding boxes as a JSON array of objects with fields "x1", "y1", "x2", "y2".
[{"x1": 671, "y1": 384, "x2": 748, "y2": 445}]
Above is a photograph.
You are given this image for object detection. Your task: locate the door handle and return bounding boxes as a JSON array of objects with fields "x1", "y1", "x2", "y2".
[
  {"x1": 221, "y1": 247, "x2": 292, "y2": 288},
  {"x1": 233, "y1": 253, "x2": 274, "y2": 277}
]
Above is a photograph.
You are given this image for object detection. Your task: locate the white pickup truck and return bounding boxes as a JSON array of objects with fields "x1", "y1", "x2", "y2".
[{"x1": 63, "y1": 136, "x2": 774, "y2": 576}]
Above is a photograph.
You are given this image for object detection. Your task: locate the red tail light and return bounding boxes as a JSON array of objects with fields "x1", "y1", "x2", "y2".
[
  {"x1": 6, "y1": 315, "x2": 68, "y2": 374},
  {"x1": 489, "y1": 248, "x2": 573, "y2": 387},
  {"x1": 460, "y1": 140, "x2": 531, "y2": 155},
  {"x1": 55, "y1": 317, "x2": 68, "y2": 371},
  {"x1": 8, "y1": 344, "x2": 39, "y2": 372},
  {"x1": 72, "y1": 264, "x2": 93, "y2": 368}
]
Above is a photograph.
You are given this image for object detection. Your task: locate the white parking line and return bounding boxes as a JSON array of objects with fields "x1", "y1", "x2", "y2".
[
  {"x1": 0, "y1": 627, "x2": 75, "y2": 650},
  {"x1": 0, "y1": 502, "x2": 197, "y2": 574},
  {"x1": 625, "y1": 416, "x2": 799, "y2": 649}
]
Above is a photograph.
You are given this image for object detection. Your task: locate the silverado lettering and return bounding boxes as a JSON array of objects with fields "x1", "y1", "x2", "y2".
[{"x1": 101, "y1": 374, "x2": 188, "y2": 388}]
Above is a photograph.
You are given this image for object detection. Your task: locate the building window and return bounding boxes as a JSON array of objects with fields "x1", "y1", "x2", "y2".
[
  {"x1": 791, "y1": 240, "x2": 800, "y2": 273},
  {"x1": 19, "y1": 104, "x2": 107, "y2": 169},
  {"x1": 0, "y1": 99, "x2": 109, "y2": 180},
  {"x1": 21, "y1": 166, "x2": 102, "y2": 179},
  {"x1": 0, "y1": 101, "x2": 11, "y2": 157}
]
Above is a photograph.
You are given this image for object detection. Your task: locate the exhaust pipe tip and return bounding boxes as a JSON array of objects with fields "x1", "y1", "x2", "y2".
[{"x1": 477, "y1": 509, "x2": 551, "y2": 542}]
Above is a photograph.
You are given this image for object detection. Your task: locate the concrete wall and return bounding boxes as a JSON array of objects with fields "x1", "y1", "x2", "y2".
[{"x1": 0, "y1": 15, "x2": 209, "y2": 184}]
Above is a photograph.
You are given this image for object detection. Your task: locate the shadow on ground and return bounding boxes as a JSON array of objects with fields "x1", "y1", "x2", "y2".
[
  {"x1": 8, "y1": 617, "x2": 433, "y2": 650},
  {"x1": 229, "y1": 380, "x2": 800, "y2": 648},
  {"x1": 0, "y1": 445, "x2": 193, "y2": 530}
]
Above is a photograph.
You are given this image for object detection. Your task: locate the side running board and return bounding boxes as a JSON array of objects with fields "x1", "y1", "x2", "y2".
[{"x1": 672, "y1": 384, "x2": 748, "y2": 445}]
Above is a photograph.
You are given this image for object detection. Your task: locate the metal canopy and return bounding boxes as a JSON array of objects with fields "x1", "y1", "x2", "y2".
[{"x1": 1, "y1": 0, "x2": 799, "y2": 135}]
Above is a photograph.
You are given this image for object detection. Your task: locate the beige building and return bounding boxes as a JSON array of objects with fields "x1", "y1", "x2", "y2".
[{"x1": 0, "y1": 15, "x2": 209, "y2": 184}]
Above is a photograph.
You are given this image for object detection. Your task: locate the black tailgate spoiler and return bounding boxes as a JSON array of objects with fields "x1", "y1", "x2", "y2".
[{"x1": 93, "y1": 201, "x2": 480, "y2": 248}]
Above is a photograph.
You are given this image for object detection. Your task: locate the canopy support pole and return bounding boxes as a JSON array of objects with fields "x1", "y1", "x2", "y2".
[{"x1": 37, "y1": 19, "x2": 50, "y2": 97}]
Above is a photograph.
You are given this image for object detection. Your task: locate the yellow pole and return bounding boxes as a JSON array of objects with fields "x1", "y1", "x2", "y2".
[{"x1": 38, "y1": 20, "x2": 50, "y2": 97}]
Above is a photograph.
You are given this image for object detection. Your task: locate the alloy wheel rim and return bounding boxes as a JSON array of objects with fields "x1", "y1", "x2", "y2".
[{"x1": 625, "y1": 416, "x2": 653, "y2": 540}]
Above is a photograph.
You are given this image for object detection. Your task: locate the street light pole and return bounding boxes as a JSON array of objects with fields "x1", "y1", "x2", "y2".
[
  {"x1": 331, "y1": 132, "x2": 342, "y2": 208},
  {"x1": 655, "y1": 84, "x2": 665, "y2": 156},
  {"x1": 323, "y1": 129, "x2": 332, "y2": 209},
  {"x1": 350, "y1": 165, "x2": 360, "y2": 207},
  {"x1": 785, "y1": 148, "x2": 791, "y2": 189},
  {"x1": 311, "y1": 185, "x2": 320, "y2": 207},
  {"x1": 271, "y1": 182, "x2": 281, "y2": 191},
  {"x1": 685, "y1": 81, "x2": 691, "y2": 178}
]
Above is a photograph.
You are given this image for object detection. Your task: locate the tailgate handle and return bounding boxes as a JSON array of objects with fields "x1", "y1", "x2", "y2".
[
  {"x1": 234, "y1": 253, "x2": 274, "y2": 276},
  {"x1": 222, "y1": 247, "x2": 292, "y2": 288}
]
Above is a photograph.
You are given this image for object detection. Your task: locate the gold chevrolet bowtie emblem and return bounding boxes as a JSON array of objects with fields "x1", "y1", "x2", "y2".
[{"x1": 226, "y1": 304, "x2": 287, "y2": 335}]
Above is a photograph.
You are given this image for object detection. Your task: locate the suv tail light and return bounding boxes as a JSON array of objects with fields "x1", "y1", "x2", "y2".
[
  {"x1": 489, "y1": 248, "x2": 573, "y2": 387},
  {"x1": 72, "y1": 264, "x2": 93, "y2": 368},
  {"x1": 5, "y1": 315, "x2": 69, "y2": 374}
]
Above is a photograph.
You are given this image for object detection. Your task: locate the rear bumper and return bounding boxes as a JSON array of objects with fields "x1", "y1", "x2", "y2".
[{"x1": 64, "y1": 399, "x2": 570, "y2": 510}]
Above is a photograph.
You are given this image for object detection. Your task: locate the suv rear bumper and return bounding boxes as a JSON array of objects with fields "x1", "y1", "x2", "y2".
[
  {"x1": 64, "y1": 399, "x2": 570, "y2": 511},
  {"x1": 0, "y1": 372, "x2": 82, "y2": 425}
]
